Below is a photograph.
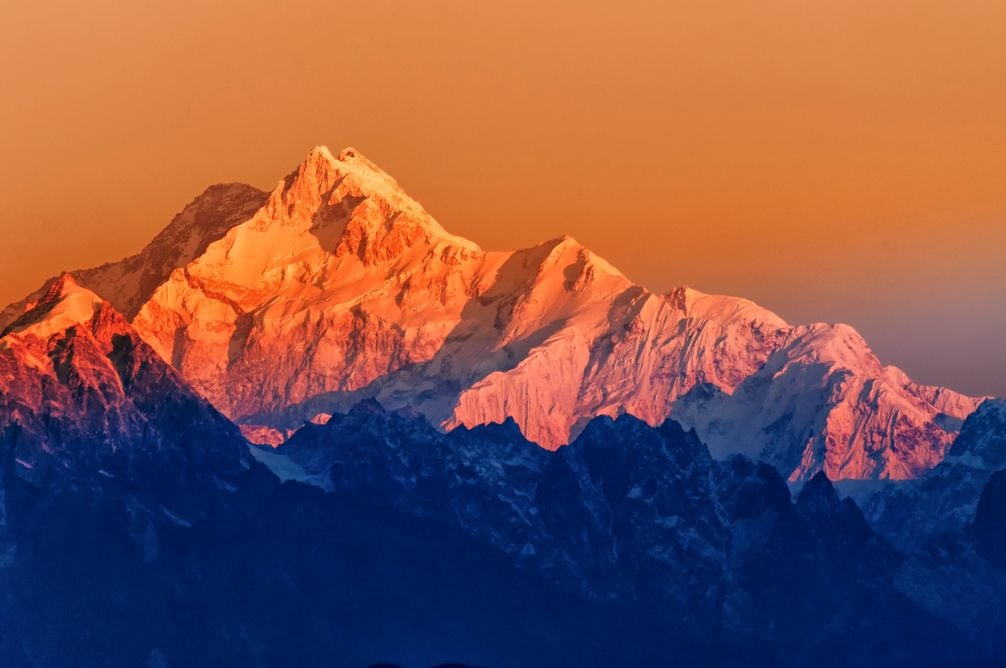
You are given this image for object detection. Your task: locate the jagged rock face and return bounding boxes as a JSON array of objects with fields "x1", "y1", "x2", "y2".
[
  {"x1": 0, "y1": 275, "x2": 250, "y2": 523},
  {"x1": 281, "y1": 404, "x2": 745, "y2": 599},
  {"x1": 842, "y1": 407, "x2": 1006, "y2": 657},
  {"x1": 671, "y1": 324, "x2": 982, "y2": 480},
  {"x1": 130, "y1": 147, "x2": 496, "y2": 441},
  {"x1": 443, "y1": 281, "x2": 792, "y2": 452},
  {"x1": 948, "y1": 398, "x2": 1006, "y2": 469},
  {"x1": 273, "y1": 403, "x2": 965, "y2": 664},
  {"x1": 861, "y1": 399, "x2": 1006, "y2": 550},
  {"x1": 1, "y1": 146, "x2": 981, "y2": 480},
  {"x1": 276, "y1": 405, "x2": 795, "y2": 606}
]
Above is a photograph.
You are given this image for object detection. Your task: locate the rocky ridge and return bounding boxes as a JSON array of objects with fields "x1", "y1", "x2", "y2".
[{"x1": 0, "y1": 146, "x2": 982, "y2": 481}]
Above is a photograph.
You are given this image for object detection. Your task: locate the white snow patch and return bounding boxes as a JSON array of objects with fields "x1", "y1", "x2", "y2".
[
  {"x1": 655, "y1": 516, "x2": 680, "y2": 529},
  {"x1": 158, "y1": 506, "x2": 193, "y2": 528},
  {"x1": 248, "y1": 444, "x2": 333, "y2": 491}
]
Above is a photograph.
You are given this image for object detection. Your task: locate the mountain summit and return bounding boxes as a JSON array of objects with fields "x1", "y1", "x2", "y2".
[
  {"x1": 0, "y1": 146, "x2": 982, "y2": 480},
  {"x1": 0, "y1": 274, "x2": 250, "y2": 521},
  {"x1": 1, "y1": 273, "x2": 103, "y2": 338}
]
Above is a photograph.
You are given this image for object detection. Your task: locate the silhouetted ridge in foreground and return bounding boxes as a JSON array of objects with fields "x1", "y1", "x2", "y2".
[{"x1": 2, "y1": 386, "x2": 1005, "y2": 664}]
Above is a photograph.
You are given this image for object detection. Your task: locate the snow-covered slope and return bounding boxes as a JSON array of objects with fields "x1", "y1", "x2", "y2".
[
  {"x1": 1, "y1": 146, "x2": 981, "y2": 480},
  {"x1": 0, "y1": 183, "x2": 268, "y2": 329},
  {"x1": 670, "y1": 323, "x2": 984, "y2": 480}
]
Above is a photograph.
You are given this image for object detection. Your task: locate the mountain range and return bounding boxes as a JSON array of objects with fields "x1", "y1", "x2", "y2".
[
  {"x1": 0, "y1": 146, "x2": 982, "y2": 482},
  {"x1": 0, "y1": 146, "x2": 1004, "y2": 666}
]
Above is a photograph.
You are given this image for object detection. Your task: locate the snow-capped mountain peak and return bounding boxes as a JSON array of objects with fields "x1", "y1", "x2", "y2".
[
  {"x1": 265, "y1": 145, "x2": 480, "y2": 262},
  {"x1": 0, "y1": 147, "x2": 983, "y2": 480},
  {"x1": 2, "y1": 273, "x2": 104, "y2": 340},
  {"x1": 0, "y1": 273, "x2": 250, "y2": 515}
]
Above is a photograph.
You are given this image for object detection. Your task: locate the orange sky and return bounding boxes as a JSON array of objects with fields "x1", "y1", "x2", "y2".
[{"x1": 1, "y1": 1, "x2": 1004, "y2": 396}]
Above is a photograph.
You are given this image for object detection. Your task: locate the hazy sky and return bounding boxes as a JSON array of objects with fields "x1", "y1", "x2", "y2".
[{"x1": 1, "y1": 1, "x2": 1003, "y2": 396}]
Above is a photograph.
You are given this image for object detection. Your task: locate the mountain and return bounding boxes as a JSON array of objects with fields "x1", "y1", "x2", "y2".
[
  {"x1": 0, "y1": 146, "x2": 981, "y2": 480},
  {"x1": 0, "y1": 377, "x2": 989, "y2": 666},
  {"x1": 859, "y1": 398, "x2": 1006, "y2": 550},
  {"x1": 0, "y1": 145, "x2": 1001, "y2": 665},
  {"x1": 2, "y1": 449, "x2": 677, "y2": 667},
  {"x1": 670, "y1": 323, "x2": 982, "y2": 480},
  {"x1": 0, "y1": 273, "x2": 251, "y2": 526},
  {"x1": 0, "y1": 183, "x2": 268, "y2": 327},
  {"x1": 265, "y1": 401, "x2": 971, "y2": 666},
  {"x1": 886, "y1": 460, "x2": 1006, "y2": 661}
]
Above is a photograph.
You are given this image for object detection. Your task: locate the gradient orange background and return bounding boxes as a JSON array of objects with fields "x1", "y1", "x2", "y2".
[{"x1": 1, "y1": 1, "x2": 1004, "y2": 396}]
